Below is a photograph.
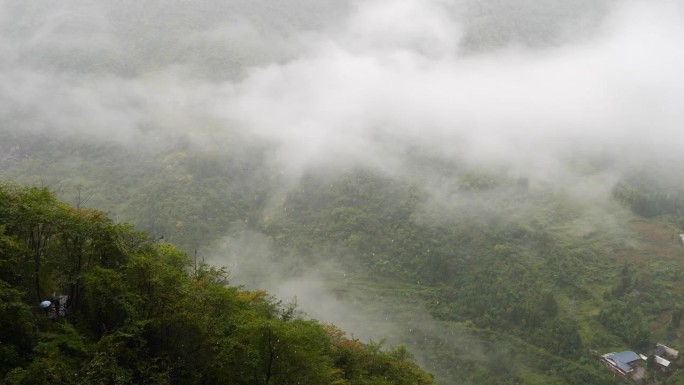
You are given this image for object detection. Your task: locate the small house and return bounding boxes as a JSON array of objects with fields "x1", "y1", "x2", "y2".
[{"x1": 601, "y1": 351, "x2": 644, "y2": 377}]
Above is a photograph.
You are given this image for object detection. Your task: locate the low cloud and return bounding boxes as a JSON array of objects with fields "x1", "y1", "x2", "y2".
[
  {"x1": 220, "y1": 0, "x2": 684, "y2": 178},
  {"x1": 3, "y1": 0, "x2": 681, "y2": 176}
]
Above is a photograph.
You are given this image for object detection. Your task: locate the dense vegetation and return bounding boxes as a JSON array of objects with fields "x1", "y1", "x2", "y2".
[
  {"x1": 0, "y1": 130, "x2": 272, "y2": 252},
  {"x1": 264, "y1": 167, "x2": 620, "y2": 385},
  {"x1": 0, "y1": 182, "x2": 435, "y2": 385},
  {"x1": 6, "y1": 132, "x2": 684, "y2": 384}
]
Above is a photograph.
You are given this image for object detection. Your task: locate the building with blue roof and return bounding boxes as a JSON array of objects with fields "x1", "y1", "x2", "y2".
[{"x1": 601, "y1": 350, "x2": 644, "y2": 377}]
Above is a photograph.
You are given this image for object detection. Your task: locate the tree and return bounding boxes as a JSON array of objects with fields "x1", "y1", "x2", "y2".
[
  {"x1": 597, "y1": 301, "x2": 650, "y2": 349},
  {"x1": 11, "y1": 186, "x2": 63, "y2": 301},
  {"x1": 231, "y1": 318, "x2": 333, "y2": 385}
]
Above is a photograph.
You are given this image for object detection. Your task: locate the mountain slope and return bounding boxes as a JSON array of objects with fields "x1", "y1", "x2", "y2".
[{"x1": 0, "y1": 182, "x2": 435, "y2": 385}]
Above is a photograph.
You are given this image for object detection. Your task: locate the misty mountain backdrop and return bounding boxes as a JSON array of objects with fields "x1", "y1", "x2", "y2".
[{"x1": 2, "y1": 0, "x2": 684, "y2": 384}]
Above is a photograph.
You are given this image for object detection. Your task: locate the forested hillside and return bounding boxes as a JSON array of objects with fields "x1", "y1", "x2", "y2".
[
  {"x1": 0, "y1": 182, "x2": 435, "y2": 385},
  {"x1": 7, "y1": 131, "x2": 684, "y2": 384}
]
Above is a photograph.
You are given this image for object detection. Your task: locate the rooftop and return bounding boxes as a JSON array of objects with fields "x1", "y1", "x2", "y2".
[
  {"x1": 602, "y1": 351, "x2": 642, "y2": 374},
  {"x1": 655, "y1": 355, "x2": 671, "y2": 368}
]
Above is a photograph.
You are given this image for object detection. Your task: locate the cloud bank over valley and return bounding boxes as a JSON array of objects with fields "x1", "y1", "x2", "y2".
[{"x1": 1, "y1": 0, "x2": 682, "y2": 178}]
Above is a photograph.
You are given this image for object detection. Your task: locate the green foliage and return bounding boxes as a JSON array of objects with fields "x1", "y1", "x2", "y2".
[
  {"x1": 1, "y1": 133, "x2": 272, "y2": 253},
  {"x1": 672, "y1": 308, "x2": 683, "y2": 329},
  {"x1": 8, "y1": 135, "x2": 684, "y2": 384},
  {"x1": 6, "y1": 323, "x2": 90, "y2": 385},
  {"x1": 613, "y1": 169, "x2": 684, "y2": 219},
  {"x1": 84, "y1": 266, "x2": 137, "y2": 332},
  {"x1": 227, "y1": 318, "x2": 333, "y2": 385},
  {"x1": 326, "y1": 327, "x2": 434, "y2": 385},
  {"x1": 0, "y1": 182, "x2": 434, "y2": 385},
  {"x1": 597, "y1": 301, "x2": 650, "y2": 349},
  {"x1": 262, "y1": 165, "x2": 679, "y2": 383},
  {"x1": 0, "y1": 281, "x2": 35, "y2": 375},
  {"x1": 533, "y1": 318, "x2": 582, "y2": 357}
]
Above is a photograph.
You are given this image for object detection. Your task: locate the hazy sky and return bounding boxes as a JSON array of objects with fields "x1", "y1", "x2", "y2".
[{"x1": 1, "y1": 0, "x2": 683, "y2": 174}]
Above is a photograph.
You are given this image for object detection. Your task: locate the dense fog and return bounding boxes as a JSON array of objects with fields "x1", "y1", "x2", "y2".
[{"x1": 3, "y1": 0, "x2": 682, "y2": 173}]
